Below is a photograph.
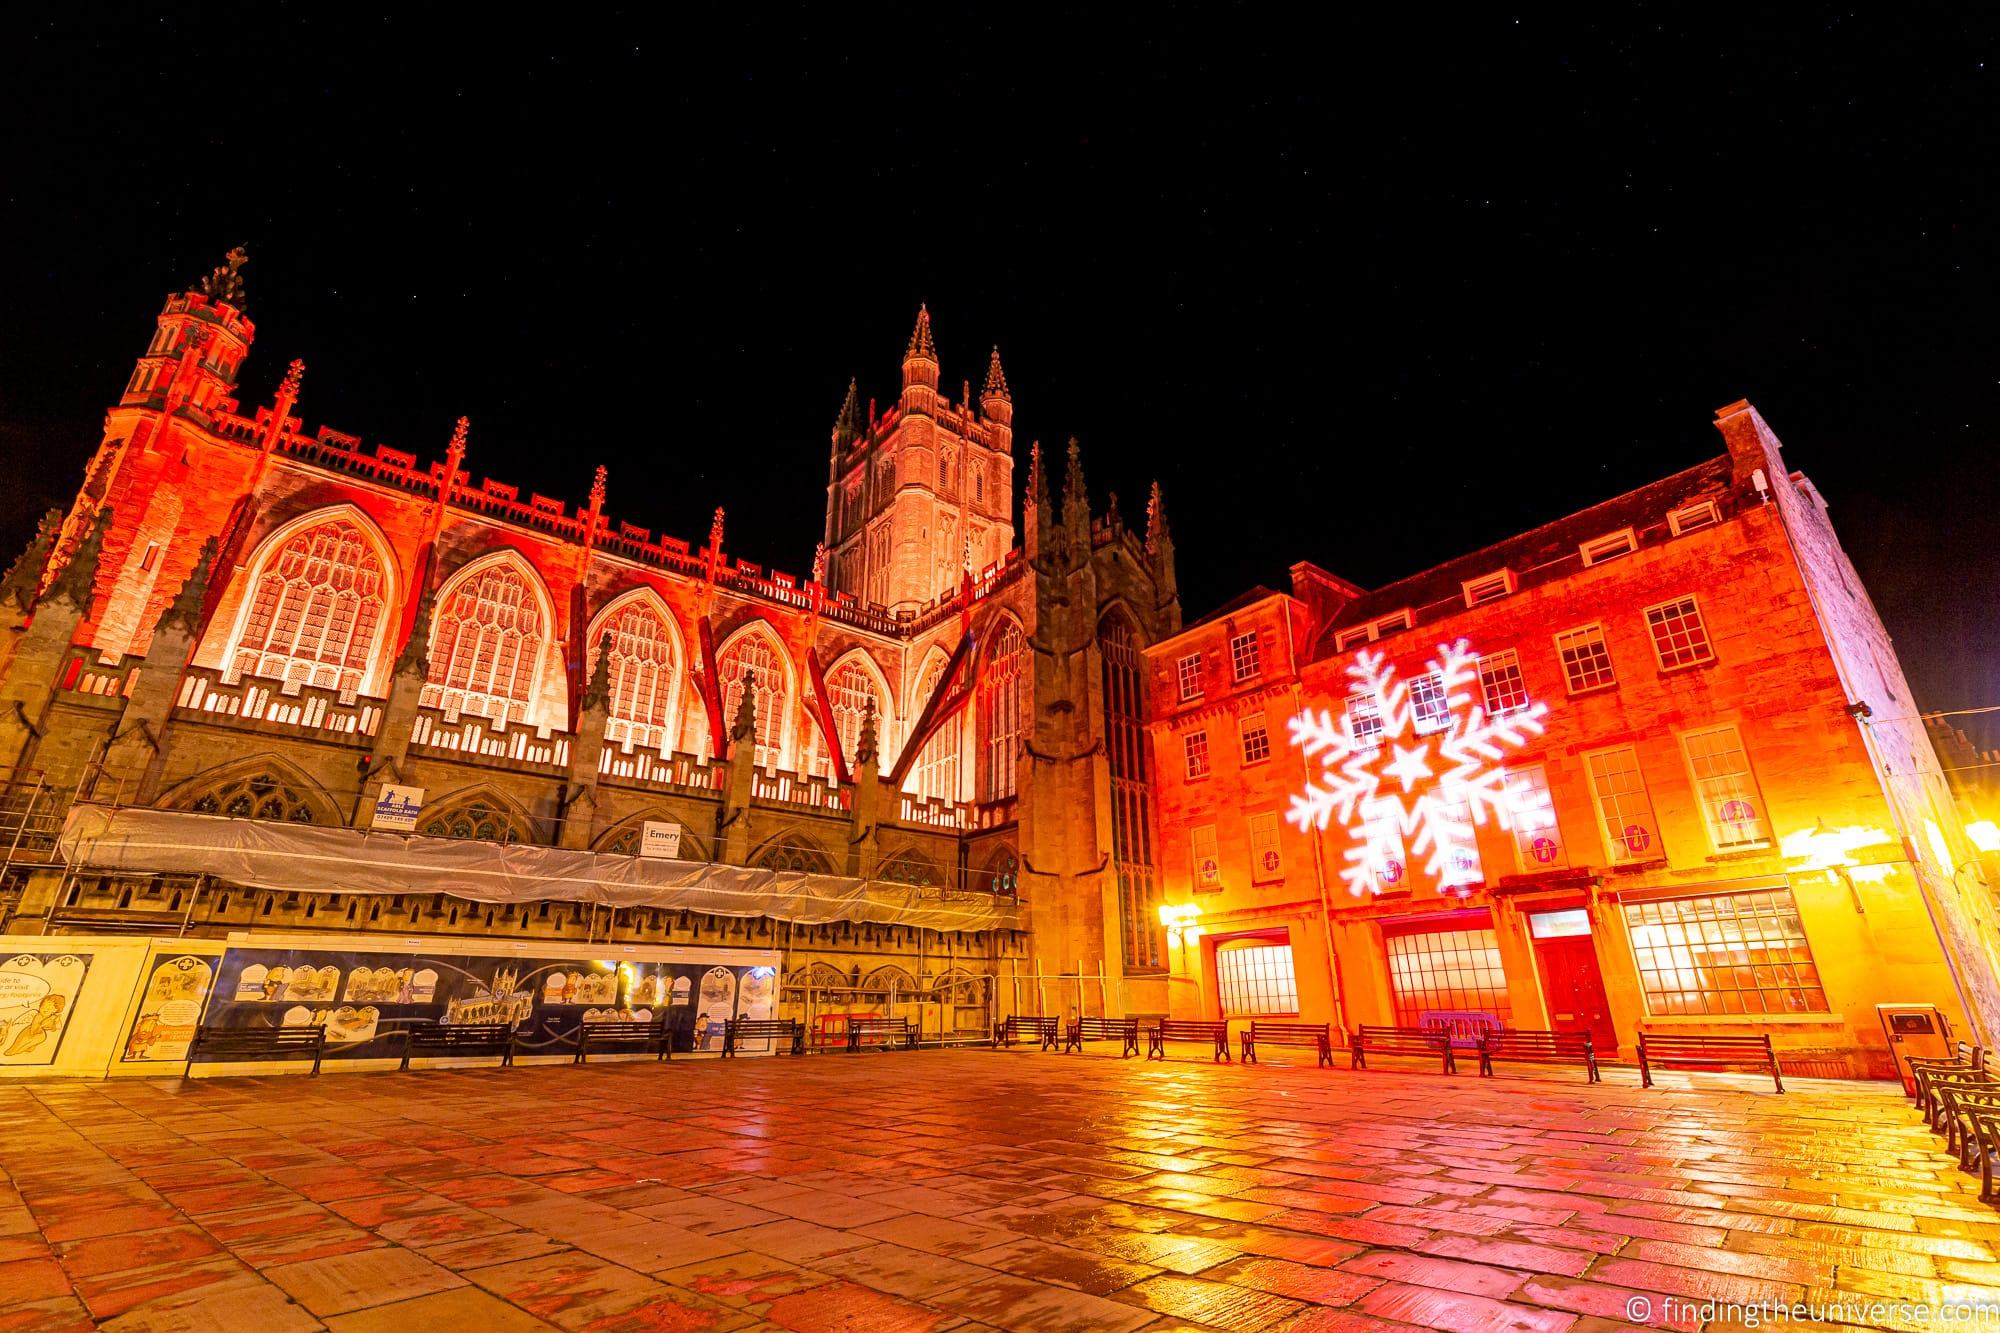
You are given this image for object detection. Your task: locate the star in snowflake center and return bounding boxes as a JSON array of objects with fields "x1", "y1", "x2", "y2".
[{"x1": 1384, "y1": 741, "x2": 1433, "y2": 792}]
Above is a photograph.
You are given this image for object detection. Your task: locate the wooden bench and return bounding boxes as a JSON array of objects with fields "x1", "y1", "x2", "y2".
[
  {"x1": 575, "y1": 1016, "x2": 672, "y2": 1063},
  {"x1": 1933, "y1": 1078, "x2": 2000, "y2": 1163},
  {"x1": 1479, "y1": 1028, "x2": 1598, "y2": 1082},
  {"x1": 1946, "y1": 1091, "x2": 2000, "y2": 1203},
  {"x1": 397, "y1": 1021, "x2": 517, "y2": 1070},
  {"x1": 1242, "y1": 1021, "x2": 1333, "y2": 1068},
  {"x1": 1148, "y1": 1018, "x2": 1231, "y2": 1062},
  {"x1": 1422, "y1": 1009, "x2": 1503, "y2": 1051},
  {"x1": 993, "y1": 1015, "x2": 1061, "y2": 1050},
  {"x1": 1911, "y1": 1041, "x2": 1983, "y2": 1114},
  {"x1": 1065, "y1": 1016, "x2": 1140, "y2": 1058},
  {"x1": 848, "y1": 1016, "x2": 917, "y2": 1051},
  {"x1": 185, "y1": 1022, "x2": 327, "y2": 1077},
  {"x1": 723, "y1": 1017, "x2": 805, "y2": 1056},
  {"x1": 1923, "y1": 1067, "x2": 2000, "y2": 1140},
  {"x1": 1350, "y1": 1025, "x2": 1455, "y2": 1074},
  {"x1": 1637, "y1": 1031, "x2": 1783, "y2": 1092}
]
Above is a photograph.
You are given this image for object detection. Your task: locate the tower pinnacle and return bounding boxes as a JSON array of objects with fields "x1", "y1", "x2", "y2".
[
  {"x1": 196, "y1": 246, "x2": 249, "y2": 307},
  {"x1": 901, "y1": 305, "x2": 940, "y2": 401},
  {"x1": 982, "y1": 346, "x2": 1009, "y2": 400},
  {"x1": 907, "y1": 304, "x2": 936, "y2": 359},
  {"x1": 832, "y1": 377, "x2": 863, "y2": 449}
]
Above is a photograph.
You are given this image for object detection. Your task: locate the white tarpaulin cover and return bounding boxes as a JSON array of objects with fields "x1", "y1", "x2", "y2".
[{"x1": 58, "y1": 806, "x2": 1027, "y2": 934}]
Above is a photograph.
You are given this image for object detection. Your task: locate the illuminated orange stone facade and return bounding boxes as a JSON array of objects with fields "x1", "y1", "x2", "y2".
[
  {"x1": 1144, "y1": 405, "x2": 2000, "y2": 1076},
  {"x1": 0, "y1": 257, "x2": 1181, "y2": 1020}
]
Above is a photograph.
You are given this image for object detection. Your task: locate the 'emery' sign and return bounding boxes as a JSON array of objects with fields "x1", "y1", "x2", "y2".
[{"x1": 640, "y1": 821, "x2": 683, "y2": 859}]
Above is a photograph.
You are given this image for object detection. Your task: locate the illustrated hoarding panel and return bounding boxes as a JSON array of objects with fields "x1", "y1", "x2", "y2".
[{"x1": 200, "y1": 937, "x2": 779, "y2": 1063}]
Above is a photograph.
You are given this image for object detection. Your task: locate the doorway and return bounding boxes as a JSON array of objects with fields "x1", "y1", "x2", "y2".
[{"x1": 1527, "y1": 909, "x2": 1617, "y2": 1055}]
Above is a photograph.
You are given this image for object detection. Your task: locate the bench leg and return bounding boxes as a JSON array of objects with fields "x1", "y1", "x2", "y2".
[
  {"x1": 1350, "y1": 1043, "x2": 1364, "y2": 1071},
  {"x1": 1146, "y1": 1034, "x2": 1161, "y2": 1059},
  {"x1": 1442, "y1": 1047, "x2": 1455, "y2": 1075},
  {"x1": 1770, "y1": 1065, "x2": 1785, "y2": 1094},
  {"x1": 1124, "y1": 1037, "x2": 1137, "y2": 1059},
  {"x1": 1478, "y1": 1051, "x2": 1492, "y2": 1077},
  {"x1": 1317, "y1": 1039, "x2": 1332, "y2": 1069},
  {"x1": 1241, "y1": 1035, "x2": 1256, "y2": 1064},
  {"x1": 1638, "y1": 1051, "x2": 1653, "y2": 1088},
  {"x1": 1586, "y1": 1054, "x2": 1599, "y2": 1083}
]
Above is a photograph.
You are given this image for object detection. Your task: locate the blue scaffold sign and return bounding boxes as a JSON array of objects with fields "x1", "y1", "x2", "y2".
[{"x1": 370, "y1": 784, "x2": 425, "y2": 832}]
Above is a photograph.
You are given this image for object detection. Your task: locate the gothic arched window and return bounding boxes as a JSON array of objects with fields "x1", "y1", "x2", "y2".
[
  {"x1": 880, "y1": 849, "x2": 940, "y2": 886},
  {"x1": 911, "y1": 654, "x2": 958, "y2": 804},
  {"x1": 1101, "y1": 613, "x2": 1163, "y2": 972},
  {"x1": 590, "y1": 597, "x2": 682, "y2": 754},
  {"x1": 229, "y1": 515, "x2": 389, "y2": 698},
  {"x1": 809, "y1": 657, "x2": 885, "y2": 781},
  {"x1": 421, "y1": 797, "x2": 528, "y2": 844},
  {"x1": 186, "y1": 773, "x2": 321, "y2": 824},
  {"x1": 715, "y1": 628, "x2": 789, "y2": 770},
  {"x1": 422, "y1": 557, "x2": 548, "y2": 727},
  {"x1": 757, "y1": 841, "x2": 832, "y2": 874},
  {"x1": 984, "y1": 849, "x2": 1018, "y2": 895},
  {"x1": 981, "y1": 620, "x2": 1026, "y2": 801}
]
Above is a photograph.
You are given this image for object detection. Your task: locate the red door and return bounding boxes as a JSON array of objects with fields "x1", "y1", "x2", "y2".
[{"x1": 1533, "y1": 936, "x2": 1617, "y2": 1055}]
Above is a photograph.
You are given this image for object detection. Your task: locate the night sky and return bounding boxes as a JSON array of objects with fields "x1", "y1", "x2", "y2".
[{"x1": 4, "y1": 9, "x2": 1995, "y2": 736}]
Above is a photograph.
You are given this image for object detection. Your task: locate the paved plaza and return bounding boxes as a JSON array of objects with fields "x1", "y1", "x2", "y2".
[{"x1": 0, "y1": 1050, "x2": 1995, "y2": 1331}]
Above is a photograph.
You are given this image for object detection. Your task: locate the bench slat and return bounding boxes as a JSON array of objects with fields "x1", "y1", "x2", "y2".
[
  {"x1": 1147, "y1": 1019, "x2": 1231, "y2": 1063},
  {"x1": 848, "y1": 1017, "x2": 916, "y2": 1052},
  {"x1": 576, "y1": 1018, "x2": 672, "y2": 1064},
  {"x1": 1351, "y1": 1025, "x2": 1455, "y2": 1075},
  {"x1": 1244, "y1": 1021, "x2": 1333, "y2": 1069},
  {"x1": 399, "y1": 1022, "x2": 517, "y2": 1071},
  {"x1": 1066, "y1": 1017, "x2": 1140, "y2": 1058},
  {"x1": 995, "y1": 1016, "x2": 1061, "y2": 1051},
  {"x1": 186, "y1": 1024, "x2": 327, "y2": 1077},
  {"x1": 724, "y1": 1018, "x2": 804, "y2": 1057},
  {"x1": 1638, "y1": 1031, "x2": 1783, "y2": 1093},
  {"x1": 1478, "y1": 1028, "x2": 1599, "y2": 1082}
]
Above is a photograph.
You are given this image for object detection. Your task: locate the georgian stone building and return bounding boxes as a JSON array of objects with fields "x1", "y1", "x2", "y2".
[
  {"x1": 0, "y1": 253, "x2": 1181, "y2": 1029},
  {"x1": 1141, "y1": 402, "x2": 2000, "y2": 1076}
]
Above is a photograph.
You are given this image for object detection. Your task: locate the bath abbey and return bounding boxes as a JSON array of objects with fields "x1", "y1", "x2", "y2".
[{"x1": 0, "y1": 253, "x2": 1183, "y2": 1040}]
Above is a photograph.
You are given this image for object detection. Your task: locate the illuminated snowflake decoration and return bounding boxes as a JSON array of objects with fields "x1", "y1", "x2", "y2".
[{"x1": 1287, "y1": 639, "x2": 1549, "y2": 898}]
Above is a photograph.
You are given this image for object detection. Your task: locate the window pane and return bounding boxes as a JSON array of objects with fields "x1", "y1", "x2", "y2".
[
  {"x1": 1586, "y1": 746, "x2": 1659, "y2": 862},
  {"x1": 1383, "y1": 927, "x2": 1512, "y2": 1026},
  {"x1": 1239, "y1": 713, "x2": 1271, "y2": 765},
  {"x1": 1681, "y1": 725, "x2": 1770, "y2": 849},
  {"x1": 1230, "y1": 632, "x2": 1260, "y2": 682},
  {"x1": 1555, "y1": 625, "x2": 1616, "y2": 692},
  {"x1": 1216, "y1": 943, "x2": 1299, "y2": 1016},
  {"x1": 1647, "y1": 596, "x2": 1715, "y2": 670},
  {"x1": 1620, "y1": 889, "x2": 1828, "y2": 1015},
  {"x1": 1479, "y1": 649, "x2": 1531, "y2": 714}
]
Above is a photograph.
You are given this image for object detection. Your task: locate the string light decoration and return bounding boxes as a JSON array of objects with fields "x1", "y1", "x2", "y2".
[{"x1": 1287, "y1": 639, "x2": 1549, "y2": 897}]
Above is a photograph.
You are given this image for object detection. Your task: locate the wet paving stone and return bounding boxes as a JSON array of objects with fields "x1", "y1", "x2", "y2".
[{"x1": 0, "y1": 1049, "x2": 1988, "y2": 1329}]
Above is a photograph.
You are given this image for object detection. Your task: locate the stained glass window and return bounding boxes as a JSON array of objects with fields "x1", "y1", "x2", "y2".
[
  {"x1": 230, "y1": 516, "x2": 387, "y2": 699},
  {"x1": 423, "y1": 558, "x2": 547, "y2": 726}
]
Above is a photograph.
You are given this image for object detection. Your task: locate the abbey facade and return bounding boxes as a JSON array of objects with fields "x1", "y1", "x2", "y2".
[{"x1": 0, "y1": 254, "x2": 1183, "y2": 1028}]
